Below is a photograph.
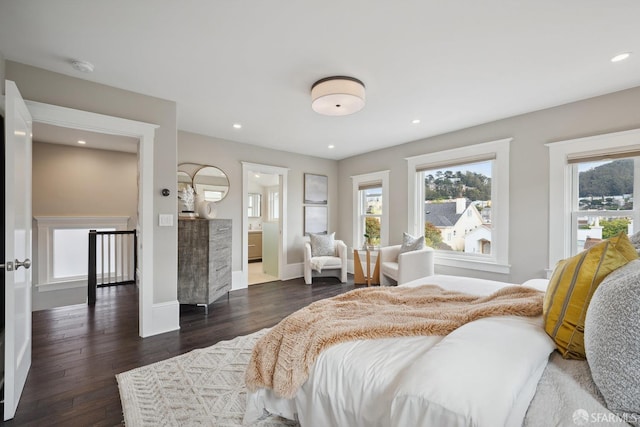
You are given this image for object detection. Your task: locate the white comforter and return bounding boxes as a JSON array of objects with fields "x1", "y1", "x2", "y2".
[{"x1": 244, "y1": 275, "x2": 555, "y2": 427}]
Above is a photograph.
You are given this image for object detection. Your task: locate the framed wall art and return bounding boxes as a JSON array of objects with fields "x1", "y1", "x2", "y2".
[
  {"x1": 304, "y1": 173, "x2": 328, "y2": 204},
  {"x1": 304, "y1": 206, "x2": 328, "y2": 235}
]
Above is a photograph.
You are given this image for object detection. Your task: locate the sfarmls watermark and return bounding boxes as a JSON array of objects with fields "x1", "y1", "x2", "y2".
[{"x1": 573, "y1": 408, "x2": 640, "y2": 425}]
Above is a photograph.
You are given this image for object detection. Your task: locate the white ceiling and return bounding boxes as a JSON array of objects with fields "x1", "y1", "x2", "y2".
[{"x1": 2, "y1": 1, "x2": 639, "y2": 160}]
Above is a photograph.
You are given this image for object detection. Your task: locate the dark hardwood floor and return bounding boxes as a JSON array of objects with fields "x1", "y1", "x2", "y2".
[{"x1": 4, "y1": 276, "x2": 359, "y2": 426}]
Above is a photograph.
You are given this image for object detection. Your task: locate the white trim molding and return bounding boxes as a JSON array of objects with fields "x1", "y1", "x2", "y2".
[
  {"x1": 241, "y1": 162, "x2": 289, "y2": 288},
  {"x1": 406, "y1": 138, "x2": 512, "y2": 274},
  {"x1": 546, "y1": 127, "x2": 640, "y2": 270},
  {"x1": 26, "y1": 100, "x2": 161, "y2": 338},
  {"x1": 145, "y1": 300, "x2": 180, "y2": 338}
]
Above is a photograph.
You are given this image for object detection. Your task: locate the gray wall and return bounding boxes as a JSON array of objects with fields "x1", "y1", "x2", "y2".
[
  {"x1": 178, "y1": 131, "x2": 339, "y2": 272},
  {"x1": 339, "y1": 85, "x2": 640, "y2": 284},
  {"x1": 32, "y1": 142, "x2": 138, "y2": 227},
  {"x1": 7, "y1": 61, "x2": 178, "y2": 304}
]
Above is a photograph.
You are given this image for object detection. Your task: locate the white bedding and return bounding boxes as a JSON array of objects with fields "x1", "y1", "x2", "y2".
[{"x1": 244, "y1": 275, "x2": 555, "y2": 427}]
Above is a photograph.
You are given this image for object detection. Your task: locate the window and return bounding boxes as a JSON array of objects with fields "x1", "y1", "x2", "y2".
[
  {"x1": 548, "y1": 128, "x2": 640, "y2": 271},
  {"x1": 360, "y1": 185, "x2": 382, "y2": 247},
  {"x1": 420, "y1": 160, "x2": 491, "y2": 254},
  {"x1": 572, "y1": 157, "x2": 636, "y2": 254},
  {"x1": 34, "y1": 216, "x2": 129, "y2": 291},
  {"x1": 203, "y1": 189, "x2": 224, "y2": 202},
  {"x1": 407, "y1": 138, "x2": 511, "y2": 273},
  {"x1": 53, "y1": 228, "x2": 115, "y2": 279},
  {"x1": 248, "y1": 193, "x2": 261, "y2": 217},
  {"x1": 352, "y1": 171, "x2": 390, "y2": 250},
  {"x1": 268, "y1": 188, "x2": 279, "y2": 221}
]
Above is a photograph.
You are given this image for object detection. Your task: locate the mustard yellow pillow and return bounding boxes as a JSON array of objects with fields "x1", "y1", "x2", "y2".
[
  {"x1": 608, "y1": 231, "x2": 639, "y2": 262},
  {"x1": 543, "y1": 235, "x2": 635, "y2": 359}
]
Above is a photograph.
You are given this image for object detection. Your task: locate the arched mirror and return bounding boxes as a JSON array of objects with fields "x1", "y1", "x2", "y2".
[
  {"x1": 177, "y1": 171, "x2": 192, "y2": 193},
  {"x1": 193, "y1": 166, "x2": 230, "y2": 202}
]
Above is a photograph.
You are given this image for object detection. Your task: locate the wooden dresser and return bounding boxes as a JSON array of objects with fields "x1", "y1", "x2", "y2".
[{"x1": 178, "y1": 218, "x2": 232, "y2": 312}]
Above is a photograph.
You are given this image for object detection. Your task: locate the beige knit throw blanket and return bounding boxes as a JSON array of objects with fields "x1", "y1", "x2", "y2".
[{"x1": 245, "y1": 284, "x2": 544, "y2": 398}]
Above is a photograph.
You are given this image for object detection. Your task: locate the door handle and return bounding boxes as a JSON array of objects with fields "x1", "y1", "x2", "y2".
[
  {"x1": 2, "y1": 261, "x2": 14, "y2": 271},
  {"x1": 15, "y1": 258, "x2": 31, "y2": 270}
]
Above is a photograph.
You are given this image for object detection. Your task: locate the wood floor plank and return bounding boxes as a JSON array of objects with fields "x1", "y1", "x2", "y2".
[{"x1": 3, "y1": 276, "x2": 358, "y2": 425}]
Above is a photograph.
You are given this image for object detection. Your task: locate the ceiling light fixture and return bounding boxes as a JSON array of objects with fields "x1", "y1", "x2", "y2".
[
  {"x1": 233, "y1": 123, "x2": 242, "y2": 129},
  {"x1": 611, "y1": 52, "x2": 631, "y2": 62},
  {"x1": 411, "y1": 119, "x2": 421, "y2": 124},
  {"x1": 71, "y1": 59, "x2": 94, "y2": 73},
  {"x1": 328, "y1": 144, "x2": 335, "y2": 149},
  {"x1": 77, "y1": 140, "x2": 87, "y2": 145},
  {"x1": 311, "y1": 76, "x2": 365, "y2": 116}
]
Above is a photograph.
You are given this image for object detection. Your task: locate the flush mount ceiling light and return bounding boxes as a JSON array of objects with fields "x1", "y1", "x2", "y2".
[
  {"x1": 311, "y1": 76, "x2": 365, "y2": 116},
  {"x1": 71, "y1": 59, "x2": 94, "y2": 73}
]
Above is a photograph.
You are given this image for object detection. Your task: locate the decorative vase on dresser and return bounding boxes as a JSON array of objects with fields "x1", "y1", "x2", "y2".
[{"x1": 177, "y1": 218, "x2": 232, "y2": 313}]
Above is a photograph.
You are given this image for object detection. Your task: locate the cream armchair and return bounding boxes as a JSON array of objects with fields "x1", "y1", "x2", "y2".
[
  {"x1": 379, "y1": 245, "x2": 434, "y2": 286},
  {"x1": 303, "y1": 237, "x2": 348, "y2": 285}
]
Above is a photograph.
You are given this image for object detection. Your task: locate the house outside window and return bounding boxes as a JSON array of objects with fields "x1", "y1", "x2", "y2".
[
  {"x1": 548, "y1": 128, "x2": 640, "y2": 272},
  {"x1": 352, "y1": 171, "x2": 389, "y2": 250},
  {"x1": 407, "y1": 138, "x2": 511, "y2": 274},
  {"x1": 421, "y1": 161, "x2": 491, "y2": 253}
]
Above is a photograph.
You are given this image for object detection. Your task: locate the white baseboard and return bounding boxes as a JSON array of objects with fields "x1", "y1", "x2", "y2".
[
  {"x1": 281, "y1": 263, "x2": 303, "y2": 281},
  {"x1": 232, "y1": 270, "x2": 247, "y2": 291},
  {"x1": 35, "y1": 279, "x2": 86, "y2": 292},
  {"x1": 146, "y1": 300, "x2": 180, "y2": 336},
  {"x1": 282, "y1": 262, "x2": 358, "y2": 281}
]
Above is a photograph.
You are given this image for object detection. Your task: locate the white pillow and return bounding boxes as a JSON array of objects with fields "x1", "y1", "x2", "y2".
[
  {"x1": 310, "y1": 232, "x2": 336, "y2": 257},
  {"x1": 399, "y1": 232, "x2": 425, "y2": 254}
]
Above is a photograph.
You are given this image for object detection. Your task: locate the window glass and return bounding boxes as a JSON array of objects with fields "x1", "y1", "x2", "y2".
[
  {"x1": 360, "y1": 187, "x2": 382, "y2": 247},
  {"x1": 421, "y1": 160, "x2": 492, "y2": 255},
  {"x1": 573, "y1": 158, "x2": 635, "y2": 253},
  {"x1": 53, "y1": 228, "x2": 115, "y2": 278}
]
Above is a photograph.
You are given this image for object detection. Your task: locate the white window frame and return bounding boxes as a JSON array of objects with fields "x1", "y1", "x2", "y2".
[
  {"x1": 547, "y1": 128, "x2": 640, "y2": 273},
  {"x1": 352, "y1": 170, "x2": 390, "y2": 250},
  {"x1": 406, "y1": 138, "x2": 511, "y2": 274}
]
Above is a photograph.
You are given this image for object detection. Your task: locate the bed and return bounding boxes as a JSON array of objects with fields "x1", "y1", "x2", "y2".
[{"x1": 243, "y1": 274, "x2": 632, "y2": 427}]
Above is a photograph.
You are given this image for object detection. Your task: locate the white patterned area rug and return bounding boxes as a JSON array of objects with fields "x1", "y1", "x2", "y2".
[{"x1": 116, "y1": 328, "x2": 298, "y2": 427}]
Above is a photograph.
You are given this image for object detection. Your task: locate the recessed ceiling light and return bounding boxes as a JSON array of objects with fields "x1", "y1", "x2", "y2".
[
  {"x1": 328, "y1": 145, "x2": 335, "y2": 149},
  {"x1": 77, "y1": 140, "x2": 87, "y2": 145},
  {"x1": 233, "y1": 123, "x2": 242, "y2": 129},
  {"x1": 71, "y1": 59, "x2": 94, "y2": 73},
  {"x1": 254, "y1": 174, "x2": 260, "y2": 178},
  {"x1": 611, "y1": 52, "x2": 631, "y2": 63},
  {"x1": 411, "y1": 119, "x2": 421, "y2": 124}
]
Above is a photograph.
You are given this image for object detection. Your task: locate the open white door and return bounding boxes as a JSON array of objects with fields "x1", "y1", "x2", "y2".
[{"x1": 3, "y1": 80, "x2": 33, "y2": 420}]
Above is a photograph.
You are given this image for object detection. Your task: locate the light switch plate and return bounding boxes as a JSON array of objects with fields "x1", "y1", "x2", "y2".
[{"x1": 159, "y1": 214, "x2": 174, "y2": 227}]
